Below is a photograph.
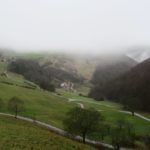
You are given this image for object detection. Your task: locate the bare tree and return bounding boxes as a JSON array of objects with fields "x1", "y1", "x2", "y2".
[
  {"x1": 8, "y1": 97, "x2": 25, "y2": 118},
  {"x1": 63, "y1": 107, "x2": 103, "y2": 143}
]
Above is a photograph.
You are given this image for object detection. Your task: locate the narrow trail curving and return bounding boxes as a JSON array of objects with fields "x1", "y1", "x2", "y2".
[
  {"x1": 118, "y1": 110, "x2": 150, "y2": 122},
  {"x1": 77, "y1": 103, "x2": 84, "y2": 109},
  {"x1": 0, "y1": 112, "x2": 132, "y2": 150},
  {"x1": 68, "y1": 98, "x2": 115, "y2": 108},
  {"x1": 68, "y1": 98, "x2": 150, "y2": 122},
  {"x1": 0, "y1": 112, "x2": 115, "y2": 150}
]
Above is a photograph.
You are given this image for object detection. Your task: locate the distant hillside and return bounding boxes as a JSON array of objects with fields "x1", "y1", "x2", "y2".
[
  {"x1": 90, "y1": 58, "x2": 150, "y2": 112},
  {"x1": 89, "y1": 55, "x2": 136, "y2": 99},
  {"x1": 0, "y1": 50, "x2": 101, "y2": 92},
  {"x1": 1, "y1": 50, "x2": 137, "y2": 83},
  {"x1": 91, "y1": 55, "x2": 136, "y2": 86},
  {"x1": 12, "y1": 53, "x2": 138, "y2": 93},
  {"x1": 127, "y1": 47, "x2": 150, "y2": 62},
  {"x1": 19, "y1": 52, "x2": 102, "y2": 81},
  {"x1": 8, "y1": 59, "x2": 84, "y2": 91},
  {"x1": 0, "y1": 49, "x2": 16, "y2": 57}
]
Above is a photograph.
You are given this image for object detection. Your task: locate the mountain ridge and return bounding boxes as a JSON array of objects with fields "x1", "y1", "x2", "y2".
[{"x1": 90, "y1": 58, "x2": 150, "y2": 112}]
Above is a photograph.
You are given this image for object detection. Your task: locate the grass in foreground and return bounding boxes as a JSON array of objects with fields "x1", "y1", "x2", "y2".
[
  {"x1": 0, "y1": 115, "x2": 97, "y2": 150},
  {"x1": 0, "y1": 74, "x2": 149, "y2": 149}
]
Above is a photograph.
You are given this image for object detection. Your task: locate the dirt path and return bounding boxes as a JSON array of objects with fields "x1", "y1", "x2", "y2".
[
  {"x1": 68, "y1": 98, "x2": 150, "y2": 122},
  {"x1": 77, "y1": 103, "x2": 84, "y2": 109},
  {"x1": 0, "y1": 112, "x2": 114, "y2": 149},
  {"x1": 0, "y1": 112, "x2": 132, "y2": 150},
  {"x1": 68, "y1": 98, "x2": 115, "y2": 108},
  {"x1": 118, "y1": 110, "x2": 150, "y2": 122}
]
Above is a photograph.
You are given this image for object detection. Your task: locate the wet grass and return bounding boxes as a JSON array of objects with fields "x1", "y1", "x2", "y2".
[{"x1": 0, "y1": 115, "x2": 97, "y2": 150}]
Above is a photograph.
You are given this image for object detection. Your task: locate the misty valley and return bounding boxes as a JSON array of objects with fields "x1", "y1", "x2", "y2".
[
  {"x1": 0, "y1": 0, "x2": 150, "y2": 150},
  {"x1": 0, "y1": 49, "x2": 149, "y2": 150}
]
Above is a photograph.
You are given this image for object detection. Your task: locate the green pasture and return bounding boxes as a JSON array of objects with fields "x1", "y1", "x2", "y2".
[{"x1": 0, "y1": 115, "x2": 96, "y2": 150}]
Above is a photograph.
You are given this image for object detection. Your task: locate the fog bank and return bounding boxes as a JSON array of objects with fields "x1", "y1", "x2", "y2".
[{"x1": 0, "y1": 0, "x2": 150, "y2": 54}]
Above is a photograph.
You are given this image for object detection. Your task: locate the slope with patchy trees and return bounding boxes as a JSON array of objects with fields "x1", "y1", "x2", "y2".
[
  {"x1": 90, "y1": 58, "x2": 150, "y2": 112},
  {"x1": 89, "y1": 55, "x2": 136, "y2": 100},
  {"x1": 8, "y1": 59, "x2": 84, "y2": 91}
]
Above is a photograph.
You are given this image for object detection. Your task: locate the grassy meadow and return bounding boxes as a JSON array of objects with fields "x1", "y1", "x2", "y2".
[
  {"x1": 0, "y1": 64, "x2": 149, "y2": 149},
  {"x1": 0, "y1": 73, "x2": 149, "y2": 132},
  {"x1": 0, "y1": 115, "x2": 97, "y2": 150},
  {"x1": 57, "y1": 89, "x2": 150, "y2": 136}
]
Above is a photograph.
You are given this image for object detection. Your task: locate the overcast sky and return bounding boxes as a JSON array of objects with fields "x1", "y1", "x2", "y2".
[{"x1": 0, "y1": 0, "x2": 150, "y2": 53}]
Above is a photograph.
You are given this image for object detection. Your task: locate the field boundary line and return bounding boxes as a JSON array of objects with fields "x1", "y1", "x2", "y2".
[{"x1": 0, "y1": 112, "x2": 131, "y2": 150}]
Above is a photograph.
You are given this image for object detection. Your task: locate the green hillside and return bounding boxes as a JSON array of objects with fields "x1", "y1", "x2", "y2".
[
  {"x1": 0, "y1": 115, "x2": 96, "y2": 150},
  {"x1": 0, "y1": 79, "x2": 76, "y2": 128},
  {"x1": 17, "y1": 52, "x2": 101, "y2": 80},
  {"x1": 0, "y1": 50, "x2": 149, "y2": 149},
  {"x1": 0, "y1": 73, "x2": 149, "y2": 148},
  {"x1": 90, "y1": 58, "x2": 150, "y2": 112}
]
